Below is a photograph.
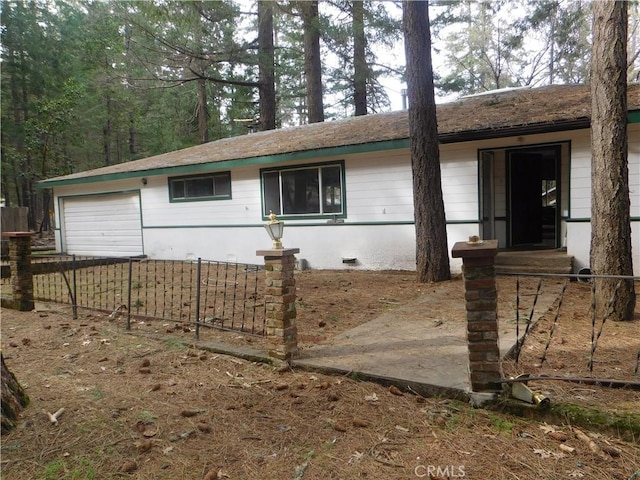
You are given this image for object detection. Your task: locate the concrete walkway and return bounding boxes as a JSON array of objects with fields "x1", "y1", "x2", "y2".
[{"x1": 292, "y1": 279, "x2": 564, "y2": 399}]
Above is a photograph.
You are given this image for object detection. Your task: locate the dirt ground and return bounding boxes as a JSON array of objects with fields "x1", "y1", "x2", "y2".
[{"x1": 1, "y1": 271, "x2": 639, "y2": 480}]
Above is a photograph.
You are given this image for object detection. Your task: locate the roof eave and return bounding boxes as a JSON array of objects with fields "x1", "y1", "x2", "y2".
[
  {"x1": 39, "y1": 111, "x2": 639, "y2": 190},
  {"x1": 440, "y1": 118, "x2": 591, "y2": 144}
]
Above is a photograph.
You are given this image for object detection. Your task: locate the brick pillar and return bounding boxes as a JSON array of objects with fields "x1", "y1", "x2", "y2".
[
  {"x1": 451, "y1": 239, "x2": 501, "y2": 393},
  {"x1": 256, "y1": 248, "x2": 300, "y2": 360},
  {"x1": 2, "y1": 232, "x2": 35, "y2": 311}
]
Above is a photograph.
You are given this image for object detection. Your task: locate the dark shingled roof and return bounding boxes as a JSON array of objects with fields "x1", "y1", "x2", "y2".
[{"x1": 40, "y1": 83, "x2": 640, "y2": 185}]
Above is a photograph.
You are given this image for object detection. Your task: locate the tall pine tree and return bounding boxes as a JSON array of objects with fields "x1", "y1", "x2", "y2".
[
  {"x1": 403, "y1": 0, "x2": 450, "y2": 283},
  {"x1": 590, "y1": 0, "x2": 636, "y2": 320}
]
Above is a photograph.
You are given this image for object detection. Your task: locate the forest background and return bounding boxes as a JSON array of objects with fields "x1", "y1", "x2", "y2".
[{"x1": 2, "y1": 0, "x2": 640, "y2": 231}]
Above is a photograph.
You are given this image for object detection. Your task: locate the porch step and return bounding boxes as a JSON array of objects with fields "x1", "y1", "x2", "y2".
[{"x1": 495, "y1": 250, "x2": 574, "y2": 275}]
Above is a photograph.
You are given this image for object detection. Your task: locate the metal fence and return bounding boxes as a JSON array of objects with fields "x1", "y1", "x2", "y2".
[
  {"x1": 31, "y1": 255, "x2": 267, "y2": 337},
  {"x1": 499, "y1": 272, "x2": 640, "y2": 385}
]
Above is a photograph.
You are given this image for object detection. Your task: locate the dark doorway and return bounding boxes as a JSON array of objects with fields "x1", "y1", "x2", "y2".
[{"x1": 508, "y1": 147, "x2": 559, "y2": 248}]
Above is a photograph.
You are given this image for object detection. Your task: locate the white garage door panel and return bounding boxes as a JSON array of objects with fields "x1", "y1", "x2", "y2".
[{"x1": 63, "y1": 193, "x2": 143, "y2": 256}]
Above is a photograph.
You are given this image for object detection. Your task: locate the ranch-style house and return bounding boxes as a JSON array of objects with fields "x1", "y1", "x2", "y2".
[{"x1": 38, "y1": 84, "x2": 640, "y2": 275}]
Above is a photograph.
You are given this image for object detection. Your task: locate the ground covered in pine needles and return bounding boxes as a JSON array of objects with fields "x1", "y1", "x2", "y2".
[{"x1": 1, "y1": 271, "x2": 639, "y2": 479}]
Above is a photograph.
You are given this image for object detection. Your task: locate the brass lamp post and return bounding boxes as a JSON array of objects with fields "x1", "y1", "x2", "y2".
[{"x1": 264, "y1": 211, "x2": 284, "y2": 249}]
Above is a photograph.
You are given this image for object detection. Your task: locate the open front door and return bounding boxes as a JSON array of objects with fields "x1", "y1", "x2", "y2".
[
  {"x1": 509, "y1": 153, "x2": 543, "y2": 246},
  {"x1": 507, "y1": 148, "x2": 559, "y2": 248}
]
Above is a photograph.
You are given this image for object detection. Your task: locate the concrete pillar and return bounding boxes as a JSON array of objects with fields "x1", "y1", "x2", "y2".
[
  {"x1": 256, "y1": 248, "x2": 300, "y2": 360},
  {"x1": 451, "y1": 239, "x2": 502, "y2": 393},
  {"x1": 2, "y1": 232, "x2": 35, "y2": 311}
]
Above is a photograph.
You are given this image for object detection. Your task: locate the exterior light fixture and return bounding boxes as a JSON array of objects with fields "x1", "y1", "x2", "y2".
[{"x1": 264, "y1": 211, "x2": 284, "y2": 249}]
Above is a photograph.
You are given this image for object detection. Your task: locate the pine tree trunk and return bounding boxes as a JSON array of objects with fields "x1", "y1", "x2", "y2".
[
  {"x1": 258, "y1": 0, "x2": 276, "y2": 131},
  {"x1": 300, "y1": 1, "x2": 324, "y2": 123},
  {"x1": 128, "y1": 111, "x2": 136, "y2": 155},
  {"x1": 353, "y1": 0, "x2": 367, "y2": 116},
  {"x1": 103, "y1": 93, "x2": 112, "y2": 166},
  {"x1": 39, "y1": 189, "x2": 51, "y2": 232},
  {"x1": 124, "y1": 25, "x2": 137, "y2": 156},
  {"x1": 1, "y1": 353, "x2": 29, "y2": 434},
  {"x1": 9, "y1": 47, "x2": 24, "y2": 207},
  {"x1": 193, "y1": 5, "x2": 210, "y2": 145},
  {"x1": 590, "y1": 0, "x2": 636, "y2": 320},
  {"x1": 196, "y1": 77, "x2": 210, "y2": 144},
  {"x1": 403, "y1": 0, "x2": 451, "y2": 283}
]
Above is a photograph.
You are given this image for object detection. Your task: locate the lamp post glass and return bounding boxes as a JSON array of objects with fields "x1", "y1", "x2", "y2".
[{"x1": 265, "y1": 211, "x2": 284, "y2": 249}]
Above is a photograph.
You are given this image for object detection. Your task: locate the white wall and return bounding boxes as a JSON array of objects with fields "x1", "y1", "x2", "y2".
[
  {"x1": 52, "y1": 146, "x2": 479, "y2": 272},
  {"x1": 565, "y1": 221, "x2": 639, "y2": 276},
  {"x1": 566, "y1": 124, "x2": 640, "y2": 275},
  {"x1": 629, "y1": 123, "x2": 640, "y2": 220},
  {"x1": 342, "y1": 149, "x2": 414, "y2": 222},
  {"x1": 51, "y1": 124, "x2": 639, "y2": 274},
  {"x1": 138, "y1": 146, "x2": 479, "y2": 272},
  {"x1": 567, "y1": 131, "x2": 593, "y2": 219},
  {"x1": 570, "y1": 123, "x2": 640, "y2": 220},
  {"x1": 140, "y1": 222, "x2": 472, "y2": 272},
  {"x1": 628, "y1": 124, "x2": 639, "y2": 275}
]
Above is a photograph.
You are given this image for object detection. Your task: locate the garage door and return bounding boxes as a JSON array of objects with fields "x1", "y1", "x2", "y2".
[{"x1": 62, "y1": 192, "x2": 143, "y2": 256}]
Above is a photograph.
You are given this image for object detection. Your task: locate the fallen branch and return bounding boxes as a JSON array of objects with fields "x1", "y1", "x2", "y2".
[
  {"x1": 572, "y1": 427, "x2": 605, "y2": 459},
  {"x1": 44, "y1": 408, "x2": 65, "y2": 425}
]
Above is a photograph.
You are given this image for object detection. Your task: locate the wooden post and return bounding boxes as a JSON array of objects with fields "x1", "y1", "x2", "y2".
[{"x1": 256, "y1": 248, "x2": 300, "y2": 360}]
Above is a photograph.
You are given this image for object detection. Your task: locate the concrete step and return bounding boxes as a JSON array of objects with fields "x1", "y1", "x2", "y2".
[
  {"x1": 495, "y1": 264, "x2": 573, "y2": 275},
  {"x1": 495, "y1": 250, "x2": 573, "y2": 275}
]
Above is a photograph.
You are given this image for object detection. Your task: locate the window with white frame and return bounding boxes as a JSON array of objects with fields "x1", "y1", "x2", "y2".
[
  {"x1": 261, "y1": 162, "x2": 345, "y2": 218},
  {"x1": 168, "y1": 172, "x2": 231, "y2": 202}
]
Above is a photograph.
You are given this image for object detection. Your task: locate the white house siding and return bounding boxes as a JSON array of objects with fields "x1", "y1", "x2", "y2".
[
  {"x1": 134, "y1": 148, "x2": 477, "y2": 271},
  {"x1": 566, "y1": 221, "x2": 639, "y2": 276},
  {"x1": 630, "y1": 123, "x2": 640, "y2": 219},
  {"x1": 625, "y1": 123, "x2": 639, "y2": 276},
  {"x1": 51, "y1": 147, "x2": 477, "y2": 271},
  {"x1": 439, "y1": 144, "x2": 480, "y2": 222},
  {"x1": 565, "y1": 124, "x2": 640, "y2": 275},
  {"x1": 343, "y1": 149, "x2": 414, "y2": 222},
  {"x1": 567, "y1": 131, "x2": 593, "y2": 220},
  {"x1": 287, "y1": 223, "x2": 472, "y2": 272},
  {"x1": 50, "y1": 124, "x2": 639, "y2": 274},
  {"x1": 141, "y1": 167, "x2": 263, "y2": 227}
]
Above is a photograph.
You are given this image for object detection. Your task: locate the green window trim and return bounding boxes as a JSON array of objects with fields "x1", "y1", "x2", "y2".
[
  {"x1": 168, "y1": 171, "x2": 232, "y2": 202},
  {"x1": 260, "y1": 161, "x2": 347, "y2": 220}
]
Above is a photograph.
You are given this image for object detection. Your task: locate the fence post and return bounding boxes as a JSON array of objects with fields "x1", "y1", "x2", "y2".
[
  {"x1": 195, "y1": 258, "x2": 202, "y2": 340},
  {"x1": 1, "y1": 232, "x2": 35, "y2": 311},
  {"x1": 256, "y1": 247, "x2": 300, "y2": 361},
  {"x1": 71, "y1": 254, "x2": 78, "y2": 320},
  {"x1": 451, "y1": 239, "x2": 502, "y2": 399},
  {"x1": 126, "y1": 258, "x2": 133, "y2": 331}
]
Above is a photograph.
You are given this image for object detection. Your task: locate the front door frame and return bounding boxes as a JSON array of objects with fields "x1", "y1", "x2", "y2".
[{"x1": 479, "y1": 142, "x2": 566, "y2": 250}]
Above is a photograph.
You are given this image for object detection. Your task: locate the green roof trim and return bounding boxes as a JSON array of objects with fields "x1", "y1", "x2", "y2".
[
  {"x1": 37, "y1": 138, "x2": 410, "y2": 189},
  {"x1": 140, "y1": 219, "x2": 478, "y2": 229},
  {"x1": 629, "y1": 110, "x2": 640, "y2": 123},
  {"x1": 567, "y1": 217, "x2": 640, "y2": 222}
]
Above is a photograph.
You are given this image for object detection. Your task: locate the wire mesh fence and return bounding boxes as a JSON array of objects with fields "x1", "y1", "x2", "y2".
[
  {"x1": 30, "y1": 255, "x2": 267, "y2": 337},
  {"x1": 499, "y1": 272, "x2": 640, "y2": 384}
]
